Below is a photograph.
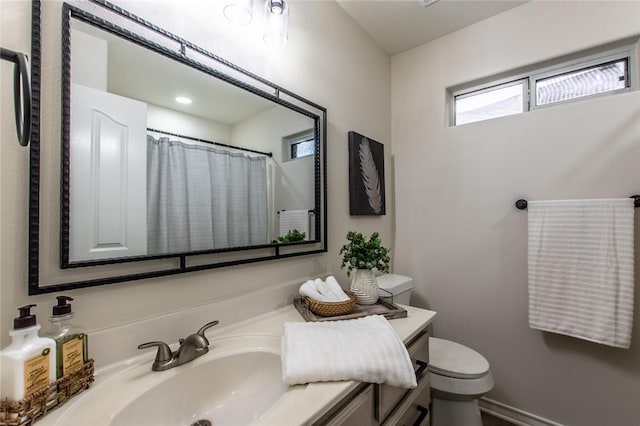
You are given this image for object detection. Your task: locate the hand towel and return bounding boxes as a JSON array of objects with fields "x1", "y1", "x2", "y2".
[
  {"x1": 326, "y1": 276, "x2": 350, "y2": 301},
  {"x1": 528, "y1": 198, "x2": 635, "y2": 348},
  {"x1": 299, "y1": 280, "x2": 331, "y2": 302},
  {"x1": 282, "y1": 315, "x2": 417, "y2": 388},
  {"x1": 279, "y1": 209, "x2": 309, "y2": 238}
]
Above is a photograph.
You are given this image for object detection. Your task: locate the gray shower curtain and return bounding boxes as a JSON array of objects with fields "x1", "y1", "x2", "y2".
[{"x1": 147, "y1": 136, "x2": 268, "y2": 254}]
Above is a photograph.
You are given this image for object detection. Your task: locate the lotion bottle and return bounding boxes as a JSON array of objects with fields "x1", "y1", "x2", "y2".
[
  {"x1": 0, "y1": 304, "x2": 56, "y2": 401},
  {"x1": 43, "y1": 296, "x2": 88, "y2": 378}
]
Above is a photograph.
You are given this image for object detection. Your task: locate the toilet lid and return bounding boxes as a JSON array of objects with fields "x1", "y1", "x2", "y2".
[{"x1": 428, "y1": 337, "x2": 490, "y2": 379}]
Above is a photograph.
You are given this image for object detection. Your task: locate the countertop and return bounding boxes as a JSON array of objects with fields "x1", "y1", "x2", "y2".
[{"x1": 37, "y1": 303, "x2": 436, "y2": 426}]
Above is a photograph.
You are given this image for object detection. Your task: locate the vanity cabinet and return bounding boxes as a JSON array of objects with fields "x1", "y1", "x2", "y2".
[
  {"x1": 315, "y1": 325, "x2": 432, "y2": 426},
  {"x1": 320, "y1": 384, "x2": 377, "y2": 426}
]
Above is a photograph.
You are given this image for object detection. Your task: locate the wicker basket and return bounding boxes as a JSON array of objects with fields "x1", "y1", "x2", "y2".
[
  {"x1": 0, "y1": 359, "x2": 95, "y2": 426},
  {"x1": 305, "y1": 290, "x2": 357, "y2": 317}
]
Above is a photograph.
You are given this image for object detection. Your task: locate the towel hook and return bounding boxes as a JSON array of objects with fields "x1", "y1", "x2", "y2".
[
  {"x1": 1, "y1": 47, "x2": 31, "y2": 147},
  {"x1": 515, "y1": 199, "x2": 528, "y2": 210}
]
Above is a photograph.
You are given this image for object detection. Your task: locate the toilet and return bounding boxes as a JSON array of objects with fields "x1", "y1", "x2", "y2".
[{"x1": 377, "y1": 274, "x2": 494, "y2": 426}]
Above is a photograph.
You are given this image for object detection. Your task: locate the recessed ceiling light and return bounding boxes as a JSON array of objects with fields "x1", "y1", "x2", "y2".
[{"x1": 175, "y1": 96, "x2": 192, "y2": 104}]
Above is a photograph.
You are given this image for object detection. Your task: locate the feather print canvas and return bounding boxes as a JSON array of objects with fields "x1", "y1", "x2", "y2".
[{"x1": 348, "y1": 131, "x2": 386, "y2": 215}]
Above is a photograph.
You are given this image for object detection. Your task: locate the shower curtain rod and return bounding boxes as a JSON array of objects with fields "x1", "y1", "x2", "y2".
[
  {"x1": 147, "y1": 127, "x2": 273, "y2": 157},
  {"x1": 515, "y1": 195, "x2": 640, "y2": 210}
]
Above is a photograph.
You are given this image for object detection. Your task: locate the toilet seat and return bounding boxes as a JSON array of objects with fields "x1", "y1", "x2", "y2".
[{"x1": 428, "y1": 337, "x2": 490, "y2": 379}]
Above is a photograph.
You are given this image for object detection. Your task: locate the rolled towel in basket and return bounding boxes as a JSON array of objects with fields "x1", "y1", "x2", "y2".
[
  {"x1": 325, "y1": 276, "x2": 350, "y2": 301},
  {"x1": 299, "y1": 280, "x2": 331, "y2": 302},
  {"x1": 314, "y1": 278, "x2": 348, "y2": 302}
]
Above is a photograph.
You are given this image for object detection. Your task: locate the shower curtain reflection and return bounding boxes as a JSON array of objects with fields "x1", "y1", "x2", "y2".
[{"x1": 147, "y1": 136, "x2": 268, "y2": 254}]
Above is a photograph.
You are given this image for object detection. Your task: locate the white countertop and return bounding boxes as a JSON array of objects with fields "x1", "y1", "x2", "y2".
[{"x1": 38, "y1": 304, "x2": 436, "y2": 426}]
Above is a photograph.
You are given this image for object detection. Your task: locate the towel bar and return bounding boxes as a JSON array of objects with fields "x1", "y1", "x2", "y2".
[
  {"x1": 515, "y1": 195, "x2": 640, "y2": 210},
  {"x1": 1, "y1": 47, "x2": 31, "y2": 147}
]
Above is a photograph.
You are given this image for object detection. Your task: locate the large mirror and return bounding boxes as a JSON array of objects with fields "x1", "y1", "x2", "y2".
[{"x1": 28, "y1": 0, "x2": 327, "y2": 294}]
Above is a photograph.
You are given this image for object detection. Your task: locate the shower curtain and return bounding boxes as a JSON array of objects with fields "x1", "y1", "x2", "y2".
[{"x1": 147, "y1": 136, "x2": 268, "y2": 254}]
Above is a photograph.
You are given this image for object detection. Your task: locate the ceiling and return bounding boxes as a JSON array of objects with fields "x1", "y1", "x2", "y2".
[{"x1": 336, "y1": 0, "x2": 528, "y2": 55}]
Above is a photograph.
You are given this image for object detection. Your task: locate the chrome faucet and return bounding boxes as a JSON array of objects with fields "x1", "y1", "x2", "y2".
[{"x1": 138, "y1": 320, "x2": 219, "y2": 371}]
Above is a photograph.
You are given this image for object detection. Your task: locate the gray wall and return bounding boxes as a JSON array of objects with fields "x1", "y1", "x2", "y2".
[{"x1": 392, "y1": 2, "x2": 640, "y2": 425}]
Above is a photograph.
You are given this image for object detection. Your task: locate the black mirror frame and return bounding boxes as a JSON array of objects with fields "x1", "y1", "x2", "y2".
[{"x1": 27, "y1": 0, "x2": 328, "y2": 295}]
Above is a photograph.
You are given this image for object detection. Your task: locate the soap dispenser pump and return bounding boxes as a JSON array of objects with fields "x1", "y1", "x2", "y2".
[
  {"x1": 0, "y1": 304, "x2": 56, "y2": 401},
  {"x1": 43, "y1": 296, "x2": 88, "y2": 378}
]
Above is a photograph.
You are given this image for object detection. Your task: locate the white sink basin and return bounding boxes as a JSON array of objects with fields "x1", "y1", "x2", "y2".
[
  {"x1": 52, "y1": 335, "x2": 287, "y2": 426},
  {"x1": 112, "y1": 350, "x2": 285, "y2": 426}
]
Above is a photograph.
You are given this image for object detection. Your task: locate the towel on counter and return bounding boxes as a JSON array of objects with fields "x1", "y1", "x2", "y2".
[
  {"x1": 281, "y1": 315, "x2": 417, "y2": 388},
  {"x1": 528, "y1": 198, "x2": 635, "y2": 348}
]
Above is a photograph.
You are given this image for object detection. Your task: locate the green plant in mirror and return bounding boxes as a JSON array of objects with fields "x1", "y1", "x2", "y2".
[
  {"x1": 273, "y1": 229, "x2": 307, "y2": 244},
  {"x1": 339, "y1": 231, "x2": 390, "y2": 277}
]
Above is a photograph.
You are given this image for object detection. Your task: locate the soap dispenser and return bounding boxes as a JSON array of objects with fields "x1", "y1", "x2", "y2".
[
  {"x1": 0, "y1": 304, "x2": 56, "y2": 401},
  {"x1": 43, "y1": 296, "x2": 88, "y2": 378}
]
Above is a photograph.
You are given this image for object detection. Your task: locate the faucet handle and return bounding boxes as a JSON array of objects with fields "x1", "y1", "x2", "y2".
[
  {"x1": 138, "y1": 341, "x2": 173, "y2": 362},
  {"x1": 197, "y1": 320, "x2": 219, "y2": 338}
]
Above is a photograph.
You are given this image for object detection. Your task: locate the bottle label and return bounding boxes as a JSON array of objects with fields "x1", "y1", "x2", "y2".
[
  {"x1": 62, "y1": 335, "x2": 84, "y2": 375},
  {"x1": 24, "y1": 349, "x2": 51, "y2": 398}
]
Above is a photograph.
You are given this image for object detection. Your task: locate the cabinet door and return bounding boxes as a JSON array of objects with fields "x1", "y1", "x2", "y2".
[
  {"x1": 322, "y1": 385, "x2": 376, "y2": 426},
  {"x1": 377, "y1": 328, "x2": 430, "y2": 422},
  {"x1": 382, "y1": 375, "x2": 431, "y2": 426}
]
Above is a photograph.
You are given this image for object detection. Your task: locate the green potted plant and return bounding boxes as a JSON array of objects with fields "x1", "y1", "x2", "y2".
[
  {"x1": 272, "y1": 229, "x2": 306, "y2": 244},
  {"x1": 339, "y1": 231, "x2": 390, "y2": 304}
]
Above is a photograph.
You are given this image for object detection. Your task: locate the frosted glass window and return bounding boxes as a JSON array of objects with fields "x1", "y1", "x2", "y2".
[
  {"x1": 535, "y1": 59, "x2": 628, "y2": 106},
  {"x1": 450, "y1": 45, "x2": 635, "y2": 126},
  {"x1": 455, "y1": 80, "x2": 526, "y2": 126},
  {"x1": 291, "y1": 138, "x2": 315, "y2": 159}
]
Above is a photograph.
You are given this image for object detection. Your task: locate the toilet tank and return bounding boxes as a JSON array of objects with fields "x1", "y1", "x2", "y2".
[{"x1": 376, "y1": 274, "x2": 414, "y2": 305}]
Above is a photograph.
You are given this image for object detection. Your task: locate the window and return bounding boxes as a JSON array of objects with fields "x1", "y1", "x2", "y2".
[
  {"x1": 452, "y1": 44, "x2": 635, "y2": 126},
  {"x1": 533, "y1": 58, "x2": 629, "y2": 107},
  {"x1": 290, "y1": 137, "x2": 315, "y2": 159},
  {"x1": 455, "y1": 79, "x2": 527, "y2": 126},
  {"x1": 284, "y1": 130, "x2": 315, "y2": 161}
]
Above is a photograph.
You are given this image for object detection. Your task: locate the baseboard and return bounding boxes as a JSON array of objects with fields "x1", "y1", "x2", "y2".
[{"x1": 480, "y1": 397, "x2": 565, "y2": 426}]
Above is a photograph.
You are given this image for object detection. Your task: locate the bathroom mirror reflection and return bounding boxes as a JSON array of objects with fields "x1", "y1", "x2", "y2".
[
  {"x1": 65, "y1": 17, "x2": 319, "y2": 264},
  {"x1": 28, "y1": 0, "x2": 327, "y2": 294}
]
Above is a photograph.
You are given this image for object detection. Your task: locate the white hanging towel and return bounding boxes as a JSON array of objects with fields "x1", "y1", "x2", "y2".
[
  {"x1": 279, "y1": 209, "x2": 309, "y2": 238},
  {"x1": 281, "y1": 315, "x2": 417, "y2": 388},
  {"x1": 528, "y1": 198, "x2": 635, "y2": 348}
]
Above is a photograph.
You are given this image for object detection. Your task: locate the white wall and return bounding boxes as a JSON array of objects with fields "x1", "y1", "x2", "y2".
[
  {"x1": 392, "y1": 2, "x2": 640, "y2": 425},
  {"x1": 0, "y1": 0, "x2": 392, "y2": 350},
  {"x1": 232, "y1": 106, "x2": 315, "y2": 212},
  {"x1": 146, "y1": 103, "x2": 232, "y2": 142},
  {"x1": 70, "y1": 28, "x2": 108, "y2": 90}
]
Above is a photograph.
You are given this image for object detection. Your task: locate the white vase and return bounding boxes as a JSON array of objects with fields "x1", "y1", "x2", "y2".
[{"x1": 350, "y1": 269, "x2": 379, "y2": 305}]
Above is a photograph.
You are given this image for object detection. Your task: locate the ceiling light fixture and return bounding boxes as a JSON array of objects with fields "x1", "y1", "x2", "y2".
[
  {"x1": 175, "y1": 96, "x2": 192, "y2": 104},
  {"x1": 223, "y1": 0, "x2": 254, "y2": 25},
  {"x1": 223, "y1": 0, "x2": 289, "y2": 48},
  {"x1": 263, "y1": 0, "x2": 289, "y2": 47}
]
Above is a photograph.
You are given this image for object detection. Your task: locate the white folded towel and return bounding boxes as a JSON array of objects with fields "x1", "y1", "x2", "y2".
[
  {"x1": 282, "y1": 315, "x2": 417, "y2": 388},
  {"x1": 528, "y1": 198, "x2": 635, "y2": 348}
]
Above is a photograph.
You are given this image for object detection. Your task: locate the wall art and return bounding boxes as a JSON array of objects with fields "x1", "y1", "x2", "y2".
[{"x1": 348, "y1": 131, "x2": 385, "y2": 215}]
